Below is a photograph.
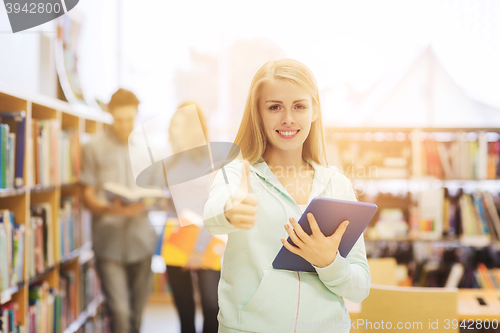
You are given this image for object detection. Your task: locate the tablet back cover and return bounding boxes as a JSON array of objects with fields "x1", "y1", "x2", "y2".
[{"x1": 272, "y1": 198, "x2": 377, "y2": 272}]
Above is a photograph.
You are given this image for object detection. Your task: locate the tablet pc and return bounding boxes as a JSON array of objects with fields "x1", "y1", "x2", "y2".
[{"x1": 272, "y1": 197, "x2": 378, "y2": 272}]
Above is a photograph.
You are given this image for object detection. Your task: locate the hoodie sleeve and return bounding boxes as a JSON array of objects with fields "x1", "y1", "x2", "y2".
[
  {"x1": 311, "y1": 174, "x2": 371, "y2": 303},
  {"x1": 203, "y1": 161, "x2": 243, "y2": 235}
]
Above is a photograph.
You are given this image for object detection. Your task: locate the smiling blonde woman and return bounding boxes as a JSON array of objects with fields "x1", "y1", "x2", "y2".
[{"x1": 203, "y1": 59, "x2": 371, "y2": 333}]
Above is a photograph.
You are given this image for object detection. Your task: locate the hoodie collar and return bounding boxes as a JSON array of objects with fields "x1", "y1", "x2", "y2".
[{"x1": 249, "y1": 156, "x2": 335, "y2": 206}]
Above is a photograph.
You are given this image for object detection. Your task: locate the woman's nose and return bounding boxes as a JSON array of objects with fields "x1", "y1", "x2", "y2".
[{"x1": 281, "y1": 111, "x2": 295, "y2": 125}]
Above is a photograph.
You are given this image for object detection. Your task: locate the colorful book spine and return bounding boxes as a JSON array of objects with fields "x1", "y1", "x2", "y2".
[
  {"x1": 0, "y1": 302, "x2": 23, "y2": 333},
  {"x1": 0, "y1": 111, "x2": 26, "y2": 188}
]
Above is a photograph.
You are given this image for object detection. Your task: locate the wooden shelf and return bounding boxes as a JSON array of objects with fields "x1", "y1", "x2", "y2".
[
  {"x1": 63, "y1": 293, "x2": 105, "y2": 333},
  {"x1": 0, "y1": 187, "x2": 26, "y2": 198},
  {"x1": 365, "y1": 236, "x2": 460, "y2": 243},
  {"x1": 0, "y1": 88, "x2": 108, "y2": 331},
  {"x1": 0, "y1": 282, "x2": 24, "y2": 305},
  {"x1": 28, "y1": 266, "x2": 57, "y2": 286}
]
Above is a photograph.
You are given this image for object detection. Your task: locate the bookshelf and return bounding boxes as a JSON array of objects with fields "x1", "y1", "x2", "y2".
[
  {"x1": 0, "y1": 85, "x2": 112, "y2": 332},
  {"x1": 326, "y1": 126, "x2": 500, "y2": 289}
]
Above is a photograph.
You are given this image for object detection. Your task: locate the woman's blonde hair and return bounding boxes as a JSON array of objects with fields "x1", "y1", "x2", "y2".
[
  {"x1": 175, "y1": 101, "x2": 209, "y2": 142},
  {"x1": 166, "y1": 101, "x2": 209, "y2": 168},
  {"x1": 233, "y1": 59, "x2": 328, "y2": 166}
]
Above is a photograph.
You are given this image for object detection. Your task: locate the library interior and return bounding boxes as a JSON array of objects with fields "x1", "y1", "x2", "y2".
[{"x1": 1, "y1": 1, "x2": 500, "y2": 333}]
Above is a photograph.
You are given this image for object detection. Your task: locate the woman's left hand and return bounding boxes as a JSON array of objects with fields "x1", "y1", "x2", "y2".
[
  {"x1": 281, "y1": 213, "x2": 349, "y2": 268},
  {"x1": 182, "y1": 252, "x2": 205, "y2": 271}
]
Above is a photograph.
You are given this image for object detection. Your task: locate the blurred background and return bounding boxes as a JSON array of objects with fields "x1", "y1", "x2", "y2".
[{"x1": 2, "y1": 0, "x2": 500, "y2": 134}]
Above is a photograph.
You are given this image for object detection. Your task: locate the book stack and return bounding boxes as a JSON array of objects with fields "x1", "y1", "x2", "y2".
[
  {"x1": 416, "y1": 132, "x2": 500, "y2": 180},
  {"x1": 0, "y1": 123, "x2": 16, "y2": 190},
  {"x1": 60, "y1": 129, "x2": 80, "y2": 185},
  {"x1": 80, "y1": 262, "x2": 100, "y2": 311},
  {"x1": 59, "y1": 196, "x2": 83, "y2": 258},
  {"x1": 407, "y1": 190, "x2": 500, "y2": 245},
  {"x1": 0, "y1": 111, "x2": 26, "y2": 189},
  {"x1": 27, "y1": 204, "x2": 54, "y2": 278},
  {"x1": 0, "y1": 210, "x2": 25, "y2": 293},
  {"x1": 81, "y1": 208, "x2": 92, "y2": 248},
  {"x1": 459, "y1": 193, "x2": 489, "y2": 242},
  {"x1": 0, "y1": 301, "x2": 23, "y2": 333},
  {"x1": 28, "y1": 281, "x2": 61, "y2": 333},
  {"x1": 474, "y1": 263, "x2": 500, "y2": 289},
  {"x1": 59, "y1": 271, "x2": 77, "y2": 331},
  {"x1": 32, "y1": 119, "x2": 61, "y2": 187}
]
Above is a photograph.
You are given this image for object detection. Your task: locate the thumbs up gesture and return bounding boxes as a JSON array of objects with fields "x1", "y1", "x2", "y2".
[{"x1": 224, "y1": 160, "x2": 258, "y2": 229}]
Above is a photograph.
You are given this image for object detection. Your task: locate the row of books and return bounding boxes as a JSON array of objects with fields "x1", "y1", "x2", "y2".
[
  {"x1": 28, "y1": 281, "x2": 60, "y2": 333},
  {"x1": 32, "y1": 121, "x2": 80, "y2": 187},
  {"x1": 26, "y1": 196, "x2": 90, "y2": 280},
  {"x1": 26, "y1": 264, "x2": 101, "y2": 333},
  {"x1": 0, "y1": 124, "x2": 16, "y2": 190},
  {"x1": 60, "y1": 130, "x2": 80, "y2": 185},
  {"x1": 28, "y1": 204, "x2": 55, "y2": 278},
  {"x1": 408, "y1": 189, "x2": 500, "y2": 244},
  {"x1": 60, "y1": 196, "x2": 87, "y2": 258},
  {"x1": 1, "y1": 198, "x2": 90, "y2": 291},
  {"x1": 329, "y1": 131, "x2": 500, "y2": 180},
  {"x1": 0, "y1": 111, "x2": 25, "y2": 189},
  {"x1": 0, "y1": 210, "x2": 24, "y2": 293},
  {"x1": 32, "y1": 119, "x2": 60, "y2": 188},
  {"x1": 0, "y1": 301, "x2": 22, "y2": 333},
  {"x1": 413, "y1": 134, "x2": 500, "y2": 180},
  {"x1": 59, "y1": 270, "x2": 78, "y2": 330},
  {"x1": 80, "y1": 262, "x2": 100, "y2": 312},
  {"x1": 0, "y1": 111, "x2": 82, "y2": 190},
  {"x1": 474, "y1": 263, "x2": 500, "y2": 289}
]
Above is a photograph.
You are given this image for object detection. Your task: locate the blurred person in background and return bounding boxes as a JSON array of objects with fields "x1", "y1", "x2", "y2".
[
  {"x1": 80, "y1": 88, "x2": 158, "y2": 333},
  {"x1": 163, "y1": 102, "x2": 220, "y2": 333}
]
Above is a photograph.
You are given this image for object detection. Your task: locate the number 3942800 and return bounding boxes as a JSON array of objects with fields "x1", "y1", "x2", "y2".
[{"x1": 5, "y1": 2, "x2": 62, "y2": 14}]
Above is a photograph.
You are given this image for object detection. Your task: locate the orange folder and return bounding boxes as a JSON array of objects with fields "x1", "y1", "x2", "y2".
[{"x1": 161, "y1": 217, "x2": 225, "y2": 271}]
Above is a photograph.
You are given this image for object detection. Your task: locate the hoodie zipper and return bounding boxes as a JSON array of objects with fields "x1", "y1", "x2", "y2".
[
  {"x1": 294, "y1": 271, "x2": 301, "y2": 333},
  {"x1": 254, "y1": 174, "x2": 303, "y2": 333},
  {"x1": 252, "y1": 165, "x2": 333, "y2": 333}
]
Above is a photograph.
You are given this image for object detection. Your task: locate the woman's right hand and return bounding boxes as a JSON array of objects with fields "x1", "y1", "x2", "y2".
[{"x1": 224, "y1": 160, "x2": 258, "y2": 229}]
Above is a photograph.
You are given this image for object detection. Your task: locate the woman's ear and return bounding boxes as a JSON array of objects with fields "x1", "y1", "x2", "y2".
[{"x1": 312, "y1": 108, "x2": 319, "y2": 122}]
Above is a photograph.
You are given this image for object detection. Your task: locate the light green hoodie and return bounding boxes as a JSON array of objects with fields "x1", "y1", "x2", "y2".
[{"x1": 203, "y1": 157, "x2": 371, "y2": 333}]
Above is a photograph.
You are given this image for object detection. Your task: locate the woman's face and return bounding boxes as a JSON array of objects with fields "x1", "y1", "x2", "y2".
[{"x1": 258, "y1": 79, "x2": 317, "y2": 155}]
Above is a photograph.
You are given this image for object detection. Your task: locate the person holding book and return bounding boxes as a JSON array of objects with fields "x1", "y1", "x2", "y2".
[
  {"x1": 80, "y1": 88, "x2": 159, "y2": 333},
  {"x1": 203, "y1": 59, "x2": 371, "y2": 333},
  {"x1": 162, "y1": 102, "x2": 220, "y2": 333}
]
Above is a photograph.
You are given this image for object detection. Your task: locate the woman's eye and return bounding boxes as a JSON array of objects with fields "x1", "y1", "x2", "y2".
[
  {"x1": 269, "y1": 104, "x2": 280, "y2": 111},
  {"x1": 295, "y1": 104, "x2": 306, "y2": 109}
]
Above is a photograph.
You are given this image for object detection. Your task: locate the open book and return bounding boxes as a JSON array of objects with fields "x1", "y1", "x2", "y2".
[{"x1": 102, "y1": 181, "x2": 167, "y2": 210}]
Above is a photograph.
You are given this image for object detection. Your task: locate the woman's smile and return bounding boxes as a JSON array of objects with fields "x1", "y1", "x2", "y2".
[{"x1": 276, "y1": 129, "x2": 300, "y2": 139}]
